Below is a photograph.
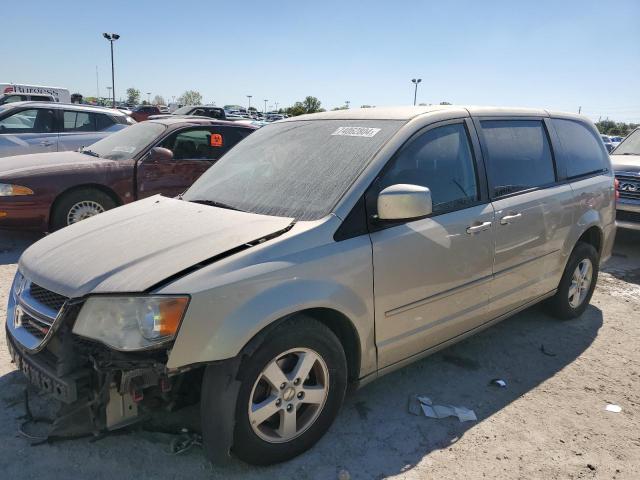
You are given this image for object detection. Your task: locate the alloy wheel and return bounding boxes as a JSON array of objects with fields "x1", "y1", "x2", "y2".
[
  {"x1": 568, "y1": 258, "x2": 593, "y2": 308},
  {"x1": 66, "y1": 200, "x2": 105, "y2": 225}
]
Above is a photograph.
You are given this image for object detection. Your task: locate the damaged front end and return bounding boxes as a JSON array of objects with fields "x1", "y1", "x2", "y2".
[{"x1": 6, "y1": 272, "x2": 191, "y2": 440}]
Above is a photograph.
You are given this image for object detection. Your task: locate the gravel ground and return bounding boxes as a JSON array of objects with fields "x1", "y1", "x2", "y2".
[{"x1": 0, "y1": 229, "x2": 638, "y2": 480}]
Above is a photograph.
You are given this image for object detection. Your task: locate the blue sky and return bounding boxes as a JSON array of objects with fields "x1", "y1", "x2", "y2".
[{"x1": 3, "y1": 0, "x2": 639, "y2": 122}]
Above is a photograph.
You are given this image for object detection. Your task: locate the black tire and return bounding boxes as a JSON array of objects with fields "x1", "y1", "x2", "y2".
[
  {"x1": 547, "y1": 242, "x2": 599, "y2": 319},
  {"x1": 228, "y1": 316, "x2": 347, "y2": 465},
  {"x1": 50, "y1": 188, "x2": 117, "y2": 231}
]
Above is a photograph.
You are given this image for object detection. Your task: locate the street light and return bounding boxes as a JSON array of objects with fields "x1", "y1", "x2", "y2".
[
  {"x1": 146, "y1": 92, "x2": 151, "y2": 104},
  {"x1": 411, "y1": 78, "x2": 422, "y2": 106},
  {"x1": 264, "y1": 99, "x2": 268, "y2": 114},
  {"x1": 247, "y1": 95, "x2": 252, "y2": 112},
  {"x1": 105, "y1": 86, "x2": 112, "y2": 105},
  {"x1": 102, "y1": 33, "x2": 120, "y2": 108},
  {"x1": 345, "y1": 100, "x2": 350, "y2": 109}
]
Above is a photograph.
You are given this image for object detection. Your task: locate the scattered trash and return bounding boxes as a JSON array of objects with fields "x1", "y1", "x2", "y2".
[
  {"x1": 338, "y1": 469, "x2": 351, "y2": 480},
  {"x1": 540, "y1": 344, "x2": 557, "y2": 357},
  {"x1": 587, "y1": 464, "x2": 597, "y2": 471},
  {"x1": 490, "y1": 379, "x2": 507, "y2": 388},
  {"x1": 167, "y1": 428, "x2": 202, "y2": 455},
  {"x1": 409, "y1": 395, "x2": 477, "y2": 422},
  {"x1": 605, "y1": 404, "x2": 622, "y2": 413}
]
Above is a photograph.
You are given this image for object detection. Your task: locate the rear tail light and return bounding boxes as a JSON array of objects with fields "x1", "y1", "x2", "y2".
[{"x1": 614, "y1": 178, "x2": 620, "y2": 202}]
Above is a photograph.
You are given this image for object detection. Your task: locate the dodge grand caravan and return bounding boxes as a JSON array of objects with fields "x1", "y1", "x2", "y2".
[{"x1": 6, "y1": 106, "x2": 616, "y2": 465}]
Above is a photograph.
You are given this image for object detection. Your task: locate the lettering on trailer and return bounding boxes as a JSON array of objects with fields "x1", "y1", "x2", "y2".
[{"x1": 4, "y1": 85, "x2": 61, "y2": 98}]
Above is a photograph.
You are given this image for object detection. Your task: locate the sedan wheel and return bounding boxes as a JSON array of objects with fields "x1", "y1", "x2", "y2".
[
  {"x1": 66, "y1": 200, "x2": 105, "y2": 225},
  {"x1": 248, "y1": 348, "x2": 329, "y2": 443}
]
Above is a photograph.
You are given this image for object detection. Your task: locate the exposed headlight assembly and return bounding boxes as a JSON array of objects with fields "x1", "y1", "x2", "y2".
[
  {"x1": 0, "y1": 183, "x2": 34, "y2": 196},
  {"x1": 72, "y1": 296, "x2": 189, "y2": 351}
]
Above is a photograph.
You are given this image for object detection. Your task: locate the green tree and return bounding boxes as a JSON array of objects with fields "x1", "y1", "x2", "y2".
[
  {"x1": 179, "y1": 90, "x2": 203, "y2": 106},
  {"x1": 285, "y1": 96, "x2": 325, "y2": 116},
  {"x1": 332, "y1": 105, "x2": 349, "y2": 111},
  {"x1": 126, "y1": 88, "x2": 140, "y2": 105},
  {"x1": 152, "y1": 95, "x2": 165, "y2": 106},
  {"x1": 595, "y1": 120, "x2": 639, "y2": 136},
  {"x1": 439, "y1": 101, "x2": 452, "y2": 105}
]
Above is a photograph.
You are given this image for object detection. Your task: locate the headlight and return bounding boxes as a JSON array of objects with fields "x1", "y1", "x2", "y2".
[
  {"x1": 0, "y1": 183, "x2": 34, "y2": 196},
  {"x1": 72, "y1": 296, "x2": 189, "y2": 351}
]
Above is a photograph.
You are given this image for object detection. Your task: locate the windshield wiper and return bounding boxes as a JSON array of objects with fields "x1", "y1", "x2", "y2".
[
  {"x1": 80, "y1": 147, "x2": 100, "y2": 158},
  {"x1": 188, "y1": 199, "x2": 246, "y2": 212}
]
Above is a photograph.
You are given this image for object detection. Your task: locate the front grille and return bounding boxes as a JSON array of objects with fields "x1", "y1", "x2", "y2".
[
  {"x1": 19, "y1": 310, "x2": 52, "y2": 339},
  {"x1": 29, "y1": 283, "x2": 68, "y2": 312},
  {"x1": 617, "y1": 210, "x2": 640, "y2": 224},
  {"x1": 616, "y1": 174, "x2": 640, "y2": 201}
]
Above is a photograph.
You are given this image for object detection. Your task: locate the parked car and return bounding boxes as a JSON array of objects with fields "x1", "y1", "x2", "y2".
[
  {"x1": 609, "y1": 135, "x2": 624, "y2": 148},
  {"x1": 131, "y1": 105, "x2": 161, "y2": 122},
  {"x1": 0, "y1": 83, "x2": 71, "y2": 104},
  {"x1": 5, "y1": 106, "x2": 615, "y2": 465},
  {"x1": 0, "y1": 117, "x2": 256, "y2": 230},
  {"x1": 601, "y1": 134, "x2": 615, "y2": 152},
  {"x1": 0, "y1": 102, "x2": 132, "y2": 158},
  {"x1": 149, "y1": 105, "x2": 227, "y2": 121},
  {"x1": 610, "y1": 127, "x2": 640, "y2": 230}
]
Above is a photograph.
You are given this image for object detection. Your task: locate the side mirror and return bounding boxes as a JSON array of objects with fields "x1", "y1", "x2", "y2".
[
  {"x1": 377, "y1": 184, "x2": 432, "y2": 221},
  {"x1": 148, "y1": 146, "x2": 173, "y2": 163}
]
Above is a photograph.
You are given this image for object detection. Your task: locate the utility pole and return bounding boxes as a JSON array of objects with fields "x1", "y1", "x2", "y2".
[
  {"x1": 96, "y1": 66, "x2": 100, "y2": 99},
  {"x1": 578, "y1": 106, "x2": 582, "y2": 114},
  {"x1": 102, "y1": 33, "x2": 120, "y2": 108},
  {"x1": 345, "y1": 100, "x2": 350, "y2": 109},
  {"x1": 411, "y1": 78, "x2": 422, "y2": 106},
  {"x1": 247, "y1": 95, "x2": 252, "y2": 111},
  {"x1": 264, "y1": 99, "x2": 268, "y2": 113}
]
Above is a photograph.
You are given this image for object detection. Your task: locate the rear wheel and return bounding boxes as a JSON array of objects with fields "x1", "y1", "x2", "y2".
[
  {"x1": 51, "y1": 188, "x2": 117, "y2": 231},
  {"x1": 547, "y1": 242, "x2": 599, "y2": 319},
  {"x1": 224, "y1": 317, "x2": 347, "y2": 465}
]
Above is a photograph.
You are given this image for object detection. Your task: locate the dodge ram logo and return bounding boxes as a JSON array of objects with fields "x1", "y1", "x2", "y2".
[{"x1": 620, "y1": 182, "x2": 640, "y2": 192}]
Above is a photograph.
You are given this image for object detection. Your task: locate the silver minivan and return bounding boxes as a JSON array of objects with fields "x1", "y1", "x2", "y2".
[{"x1": 6, "y1": 106, "x2": 616, "y2": 465}]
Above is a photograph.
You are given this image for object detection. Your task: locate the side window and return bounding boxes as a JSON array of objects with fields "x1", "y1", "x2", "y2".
[
  {"x1": 552, "y1": 119, "x2": 608, "y2": 178},
  {"x1": 64, "y1": 111, "x2": 94, "y2": 132},
  {"x1": 480, "y1": 120, "x2": 555, "y2": 197},
  {"x1": 0, "y1": 108, "x2": 55, "y2": 133},
  {"x1": 161, "y1": 128, "x2": 222, "y2": 160},
  {"x1": 377, "y1": 123, "x2": 479, "y2": 215},
  {"x1": 95, "y1": 114, "x2": 116, "y2": 131}
]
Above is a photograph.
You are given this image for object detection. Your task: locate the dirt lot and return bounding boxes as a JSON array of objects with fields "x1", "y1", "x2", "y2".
[{"x1": 0, "y1": 229, "x2": 638, "y2": 480}]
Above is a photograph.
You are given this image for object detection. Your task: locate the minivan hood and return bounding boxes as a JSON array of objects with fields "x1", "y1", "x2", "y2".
[
  {"x1": 19, "y1": 195, "x2": 293, "y2": 298},
  {"x1": 611, "y1": 154, "x2": 640, "y2": 173}
]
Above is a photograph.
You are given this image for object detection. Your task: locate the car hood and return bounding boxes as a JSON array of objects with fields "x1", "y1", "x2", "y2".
[
  {"x1": 611, "y1": 154, "x2": 640, "y2": 173},
  {"x1": 0, "y1": 151, "x2": 94, "y2": 177},
  {"x1": 19, "y1": 195, "x2": 293, "y2": 298}
]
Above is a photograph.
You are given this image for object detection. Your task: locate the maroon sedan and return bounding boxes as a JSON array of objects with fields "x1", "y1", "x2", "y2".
[
  {"x1": 131, "y1": 105, "x2": 161, "y2": 122},
  {"x1": 0, "y1": 118, "x2": 256, "y2": 231}
]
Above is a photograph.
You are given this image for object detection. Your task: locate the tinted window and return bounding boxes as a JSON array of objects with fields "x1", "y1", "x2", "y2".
[
  {"x1": 64, "y1": 110, "x2": 95, "y2": 131},
  {"x1": 553, "y1": 119, "x2": 608, "y2": 178},
  {"x1": 95, "y1": 114, "x2": 115, "y2": 130},
  {"x1": 161, "y1": 128, "x2": 225, "y2": 160},
  {"x1": 376, "y1": 123, "x2": 478, "y2": 214},
  {"x1": 183, "y1": 120, "x2": 403, "y2": 220},
  {"x1": 481, "y1": 120, "x2": 555, "y2": 197},
  {"x1": 0, "y1": 108, "x2": 55, "y2": 133}
]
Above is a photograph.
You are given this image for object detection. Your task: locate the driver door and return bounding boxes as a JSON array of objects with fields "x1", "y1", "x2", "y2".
[
  {"x1": 0, "y1": 107, "x2": 57, "y2": 156},
  {"x1": 137, "y1": 127, "x2": 227, "y2": 199},
  {"x1": 369, "y1": 119, "x2": 495, "y2": 368}
]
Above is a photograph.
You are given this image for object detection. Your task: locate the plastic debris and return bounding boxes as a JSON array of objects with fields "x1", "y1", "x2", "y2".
[
  {"x1": 490, "y1": 379, "x2": 507, "y2": 388},
  {"x1": 409, "y1": 395, "x2": 477, "y2": 422},
  {"x1": 338, "y1": 469, "x2": 351, "y2": 480},
  {"x1": 605, "y1": 404, "x2": 622, "y2": 413}
]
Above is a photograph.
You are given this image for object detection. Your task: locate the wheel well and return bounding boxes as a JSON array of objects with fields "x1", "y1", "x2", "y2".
[
  {"x1": 49, "y1": 184, "x2": 122, "y2": 229},
  {"x1": 577, "y1": 226, "x2": 603, "y2": 256},
  {"x1": 297, "y1": 308, "x2": 362, "y2": 383}
]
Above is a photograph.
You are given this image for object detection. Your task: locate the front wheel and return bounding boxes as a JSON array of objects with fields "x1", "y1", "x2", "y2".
[
  {"x1": 205, "y1": 317, "x2": 347, "y2": 465},
  {"x1": 547, "y1": 242, "x2": 599, "y2": 319},
  {"x1": 50, "y1": 188, "x2": 117, "y2": 231}
]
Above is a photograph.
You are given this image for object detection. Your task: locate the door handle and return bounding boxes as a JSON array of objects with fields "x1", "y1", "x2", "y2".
[
  {"x1": 466, "y1": 221, "x2": 492, "y2": 234},
  {"x1": 500, "y1": 213, "x2": 522, "y2": 225},
  {"x1": 39, "y1": 140, "x2": 54, "y2": 146}
]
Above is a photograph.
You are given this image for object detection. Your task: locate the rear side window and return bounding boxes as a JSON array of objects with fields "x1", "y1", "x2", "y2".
[
  {"x1": 480, "y1": 120, "x2": 555, "y2": 197},
  {"x1": 95, "y1": 114, "x2": 116, "y2": 130},
  {"x1": 376, "y1": 123, "x2": 479, "y2": 214},
  {"x1": 552, "y1": 119, "x2": 608, "y2": 178},
  {"x1": 64, "y1": 111, "x2": 94, "y2": 132}
]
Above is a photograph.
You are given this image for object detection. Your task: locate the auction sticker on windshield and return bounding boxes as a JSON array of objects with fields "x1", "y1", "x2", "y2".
[{"x1": 331, "y1": 126, "x2": 381, "y2": 137}]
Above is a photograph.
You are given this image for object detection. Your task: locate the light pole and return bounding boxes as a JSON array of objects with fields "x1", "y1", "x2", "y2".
[
  {"x1": 264, "y1": 99, "x2": 268, "y2": 114},
  {"x1": 411, "y1": 78, "x2": 422, "y2": 106},
  {"x1": 247, "y1": 95, "x2": 252, "y2": 112},
  {"x1": 146, "y1": 92, "x2": 151, "y2": 104},
  {"x1": 274, "y1": 101, "x2": 279, "y2": 112},
  {"x1": 345, "y1": 100, "x2": 350, "y2": 109},
  {"x1": 105, "y1": 86, "x2": 112, "y2": 105},
  {"x1": 102, "y1": 33, "x2": 120, "y2": 108}
]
